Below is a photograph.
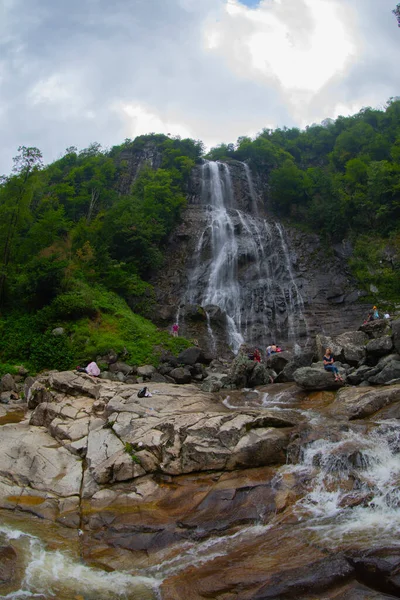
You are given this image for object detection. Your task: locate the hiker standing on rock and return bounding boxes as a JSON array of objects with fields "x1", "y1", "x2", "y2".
[{"x1": 172, "y1": 323, "x2": 179, "y2": 337}]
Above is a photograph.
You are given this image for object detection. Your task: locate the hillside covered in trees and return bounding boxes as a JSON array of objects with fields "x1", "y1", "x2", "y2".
[{"x1": 0, "y1": 99, "x2": 399, "y2": 373}]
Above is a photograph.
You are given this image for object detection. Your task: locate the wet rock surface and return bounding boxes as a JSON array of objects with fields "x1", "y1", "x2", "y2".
[{"x1": 1, "y1": 360, "x2": 400, "y2": 599}]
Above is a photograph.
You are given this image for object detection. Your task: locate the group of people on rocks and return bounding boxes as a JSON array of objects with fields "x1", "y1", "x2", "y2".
[
  {"x1": 245, "y1": 343, "x2": 282, "y2": 362},
  {"x1": 364, "y1": 305, "x2": 391, "y2": 324}
]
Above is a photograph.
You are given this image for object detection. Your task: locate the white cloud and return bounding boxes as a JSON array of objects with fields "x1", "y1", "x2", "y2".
[
  {"x1": 118, "y1": 102, "x2": 193, "y2": 140},
  {"x1": 0, "y1": 0, "x2": 399, "y2": 173},
  {"x1": 206, "y1": 0, "x2": 356, "y2": 92}
]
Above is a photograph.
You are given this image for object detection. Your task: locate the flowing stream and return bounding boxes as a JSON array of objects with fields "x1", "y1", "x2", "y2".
[{"x1": 2, "y1": 393, "x2": 400, "y2": 598}]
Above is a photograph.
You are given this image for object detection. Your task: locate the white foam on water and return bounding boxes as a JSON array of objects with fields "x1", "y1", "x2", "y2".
[
  {"x1": 293, "y1": 421, "x2": 400, "y2": 548},
  {"x1": 0, "y1": 527, "x2": 160, "y2": 600}
]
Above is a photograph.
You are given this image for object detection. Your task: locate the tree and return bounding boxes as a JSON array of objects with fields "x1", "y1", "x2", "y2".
[{"x1": 0, "y1": 147, "x2": 43, "y2": 303}]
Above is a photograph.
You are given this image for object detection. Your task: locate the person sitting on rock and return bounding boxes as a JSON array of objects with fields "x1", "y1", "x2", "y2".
[
  {"x1": 76, "y1": 361, "x2": 100, "y2": 377},
  {"x1": 270, "y1": 344, "x2": 277, "y2": 354},
  {"x1": 323, "y1": 348, "x2": 343, "y2": 382},
  {"x1": 372, "y1": 306, "x2": 380, "y2": 320},
  {"x1": 253, "y1": 348, "x2": 261, "y2": 362}
]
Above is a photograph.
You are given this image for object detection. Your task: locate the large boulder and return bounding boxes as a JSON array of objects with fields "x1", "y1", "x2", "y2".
[
  {"x1": 248, "y1": 363, "x2": 275, "y2": 387},
  {"x1": 177, "y1": 347, "x2": 206, "y2": 365},
  {"x1": 267, "y1": 351, "x2": 290, "y2": 373},
  {"x1": 368, "y1": 361, "x2": 400, "y2": 385},
  {"x1": 49, "y1": 371, "x2": 101, "y2": 399},
  {"x1": 293, "y1": 367, "x2": 342, "y2": 390},
  {"x1": 227, "y1": 354, "x2": 255, "y2": 388},
  {"x1": 27, "y1": 380, "x2": 54, "y2": 409},
  {"x1": 136, "y1": 365, "x2": 156, "y2": 378},
  {"x1": 359, "y1": 319, "x2": 392, "y2": 339},
  {"x1": 1, "y1": 373, "x2": 16, "y2": 392},
  {"x1": 336, "y1": 331, "x2": 369, "y2": 365},
  {"x1": 275, "y1": 350, "x2": 315, "y2": 383},
  {"x1": 169, "y1": 367, "x2": 192, "y2": 384},
  {"x1": 330, "y1": 385, "x2": 400, "y2": 419},
  {"x1": 316, "y1": 331, "x2": 368, "y2": 366},
  {"x1": 366, "y1": 336, "x2": 394, "y2": 357}
]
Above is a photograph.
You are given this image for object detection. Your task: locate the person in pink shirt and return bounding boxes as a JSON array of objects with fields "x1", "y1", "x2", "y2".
[
  {"x1": 172, "y1": 323, "x2": 179, "y2": 337},
  {"x1": 76, "y1": 362, "x2": 100, "y2": 377}
]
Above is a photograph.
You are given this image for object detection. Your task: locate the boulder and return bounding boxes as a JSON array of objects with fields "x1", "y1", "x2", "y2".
[
  {"x1": 336, "y1": 331, "x2": 369, "y2": 365},
  {"x1": 248, "y1": 363, "x2": 275, "y2": 387},
  {"x1": 267, "y1": 351, "x2": 290, "y2": 373},
  {"x1": 293, "y1": 367, "x2": 342, "y2": 390},
  {"x1": 136, "y1": 365, "x2": 156, "y2": 378},
  {"x1": 169, "y1": 367, "x2": 192, "y2": 384},
  {"x1": 27, "y1": 380, "x2": 54, "y2": 409},
  {"x1": 366, "y1": 336, "x2": 393, "y2": 357},
  {"x1": 346, "y1": 365, "x2": 373, "y2": 386},
  {"x1": 227, "y1": 354, "x2": 255, "y2": 388},
  {"x1": 108, "y1": 362, "x2": 135, "y2": 375},
  {"x1": 275, "y1": 351, "x2": 315, "y2": 383},
  {"x1": 359, "y1": 319, "x2": 392, "y2": 339},
  {"x1": 51, "y1": 327, "x2": 65, "y2": 336},
  {"x1": 330, "y1": 385, "x2": 400, "y2": 419},
  {"x1": 201, "y1": 377, "x2": 222, "y2": 393},
  {"x1": 150, "y1": 372, "x2": 168, "y2": 383},
  {"x1": 177, "y1": 347, "x2": 206, "y2": 365},
  {"x1": 1, "y1": 373, "x2": 16, "y2": 392},
  {"x1": 368, "y1": 361, "x2": 400, "y2": 385},
  {"x1": 316, "y1": 331, "x2": 368, "y2": 366},
  {"x1": 49, "y1": 371, "x2": 100, "y2": 399}
]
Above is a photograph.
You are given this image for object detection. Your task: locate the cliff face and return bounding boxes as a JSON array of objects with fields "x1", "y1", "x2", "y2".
[
  {"x1": 150, "y1": 159, "x2": 367, "y2": 354},
  {"x1": 115, "y1": 146, "x2": 367, "y2": 354}
]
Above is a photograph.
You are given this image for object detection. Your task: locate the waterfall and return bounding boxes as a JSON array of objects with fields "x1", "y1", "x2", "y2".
[
  {"x1": 186, "y1": 160, "x2": 307, "y2": 353},
  {"x1": 189, "y1": 161, "x2": 244, "y2": 351},
  {"x1": 242, "y1": 162, "x2": 258, "y2": 215}
]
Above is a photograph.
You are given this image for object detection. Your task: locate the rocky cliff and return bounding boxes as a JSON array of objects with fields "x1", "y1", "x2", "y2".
[{"x1": 151, "y1": 158, "x2": 367, "y2": 354}]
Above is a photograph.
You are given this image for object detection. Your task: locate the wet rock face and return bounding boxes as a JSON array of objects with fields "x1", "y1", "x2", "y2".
[{"x1": 151, "y1": 161, "x2": 367, "y2": 355}]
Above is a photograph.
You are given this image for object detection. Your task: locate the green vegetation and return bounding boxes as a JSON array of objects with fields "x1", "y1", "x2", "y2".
[
  {"x1": 1, "y1": 101, "x2": 400, "y2": 374},
  {"x1": 124, "y1": 442, "x2": 141, "y2": 464},
  {"x1": 0, "y1": 135, "x2": 201, "y2": 372},
  {"x1": 207, "y1": 99, "x2": 400, "y2": 303}
]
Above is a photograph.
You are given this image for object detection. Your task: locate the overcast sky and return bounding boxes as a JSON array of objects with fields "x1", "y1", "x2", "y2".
[{"x1": 0, "y1": 0, "x2": 399, "y2": 174}]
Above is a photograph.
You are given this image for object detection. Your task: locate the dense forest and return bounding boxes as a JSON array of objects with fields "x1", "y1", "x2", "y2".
[{"x1": 0, "y1": 100, "x2": 399, "y2": 373}]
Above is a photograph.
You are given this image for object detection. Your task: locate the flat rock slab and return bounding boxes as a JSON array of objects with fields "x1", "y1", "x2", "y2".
[
  {"x1": 329, "y1": 385, "x2": 400, "y2": 420},
  {"x1": 0, "y1": 422, "x2": 82, "y2": 497}
]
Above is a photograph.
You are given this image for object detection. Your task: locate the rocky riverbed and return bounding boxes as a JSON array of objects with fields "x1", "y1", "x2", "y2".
[{"x1": 1, "y1": 365, "x2": 400, "y2": 598}]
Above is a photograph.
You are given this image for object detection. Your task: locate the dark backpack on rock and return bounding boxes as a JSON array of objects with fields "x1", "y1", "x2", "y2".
[{"x1": 137, "y1": 387, "x2": 147, "y2": 398}]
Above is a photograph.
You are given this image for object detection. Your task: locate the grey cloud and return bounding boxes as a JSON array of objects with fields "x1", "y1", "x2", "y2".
[{"x1": 0, "y1": 0, "x2": 399, "y2": 173}]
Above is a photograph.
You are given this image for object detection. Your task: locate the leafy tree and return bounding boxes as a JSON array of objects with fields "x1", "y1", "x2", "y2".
[{"x1": 0, "y1": 147, "x2": 43, "y2": 302}]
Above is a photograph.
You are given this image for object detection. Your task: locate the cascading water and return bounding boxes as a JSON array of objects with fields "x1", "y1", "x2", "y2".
[
  {"x1": 0, "y1": 525, "x2": 159, "y2": 599},
  {"x1": 281, "y1": 420, "x2": 400, "y2": 549},
  {"x1": 186, "y1": 160, "x2": 307, "y2": 352}
]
